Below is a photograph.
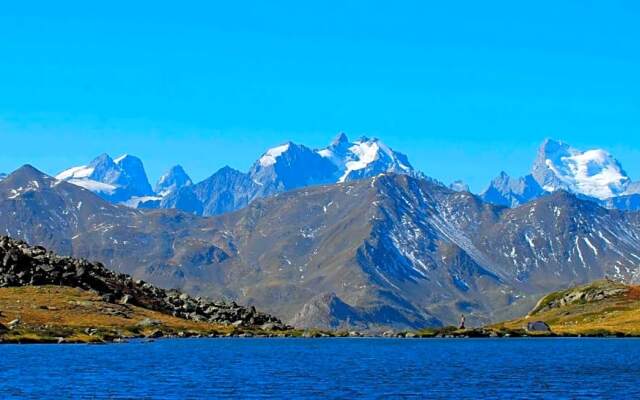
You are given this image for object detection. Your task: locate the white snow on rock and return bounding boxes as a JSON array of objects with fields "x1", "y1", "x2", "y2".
[
  {"x1": 67, "y1": 178, "x2": 117, "y2": 195},
  {"x1": 259, "y1": 143, "x2": 291, "y2": 167},
  {"x1": 340, "y1": 141, "x2": 381, "y2": 182},
  {"x1": 532, "y1": 139, "x2": 630, "y2": 200},
  {"x1": 317, "y1": 134, "x2": 415, "y2": 183},
  {"x1": 55, "y1": 153, "x2": 153, "y2": 203},
  {"x1": 56, "y1": 165, "x2": 95, "y2": 181}
]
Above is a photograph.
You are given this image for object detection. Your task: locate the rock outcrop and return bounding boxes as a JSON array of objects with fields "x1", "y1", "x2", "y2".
[
  {"x1": 529, "y1": 280, "x2": 629, "y2": 315},
  {"x1": 0, "y1": 236, "x2": 287, "y2": 330}
]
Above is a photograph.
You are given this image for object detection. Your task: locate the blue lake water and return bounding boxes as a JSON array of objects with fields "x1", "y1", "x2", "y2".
[{"x1": 1, "y1": 338, "x2": 639, "y2": 399}]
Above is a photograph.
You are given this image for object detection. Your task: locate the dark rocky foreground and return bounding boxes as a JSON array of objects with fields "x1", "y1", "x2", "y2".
[{"x1": 0, "y1": 236, "x2": 288, "y2": 331}]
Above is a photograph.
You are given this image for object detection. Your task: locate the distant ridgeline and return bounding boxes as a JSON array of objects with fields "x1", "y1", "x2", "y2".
[{"x1": 35, "y1": 135, "x2": 640, "y2": 216}]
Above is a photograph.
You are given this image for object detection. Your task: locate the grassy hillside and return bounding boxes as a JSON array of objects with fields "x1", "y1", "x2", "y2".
[
  {"x1": 492, "y1": 280, "x2": 640, "y2": 336},
  {"x1": 0, "y1": 286, "x2": 285, "y2": 343}
]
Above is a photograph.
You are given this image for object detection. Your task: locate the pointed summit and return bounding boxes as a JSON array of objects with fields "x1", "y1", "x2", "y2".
[
  {"x1": 156, "y1": 165, "x2": 193, "y2": 196},
  {"x1": 8, "y1": 164, "x2": 49, "y2": 181},
  {"x1": 0, "y1": 165, "x2": 60, "y2": 197},
  {"x1": 331, "y1": 132, "x2": 349, "y2": 147}
]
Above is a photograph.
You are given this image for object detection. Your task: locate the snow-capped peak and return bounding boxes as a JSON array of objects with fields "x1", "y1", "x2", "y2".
[
  {"x1": 259, "y1": 143, "x2": 291, "y2": 167},
  {"x1": 531, "y1": 139, "x2": 630, "y2": 200},
  {"x1": 330, "y1": 132, "x2": 350, "y2": 147},
  {"x1": 56, "y1": 153, "x2": 153, "y2": 203},
  {"x1": 317, "y1": 134, "x2": 415, "y2": 183}
]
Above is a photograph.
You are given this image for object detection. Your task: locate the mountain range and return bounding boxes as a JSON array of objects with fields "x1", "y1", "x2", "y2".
[
  {"x1": 2, "y1": 162, "x2": 640, "y2": 330},
  {"x1": 53, "y1": 136, "x2": 640, "y2": 215},
  {"x1": 56, "y1": 133, "x2": 423, "y2": 216}
]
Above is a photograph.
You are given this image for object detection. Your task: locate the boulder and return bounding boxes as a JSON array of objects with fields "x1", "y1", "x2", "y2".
[
  {"x1": 526, "y1": 321, "x2": 551, "y2": 332},
  {"x1": 136, "y1": 318, "x2": 162, "y2": 328}
]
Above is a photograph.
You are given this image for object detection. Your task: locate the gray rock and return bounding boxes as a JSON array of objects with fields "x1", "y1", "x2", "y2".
[
  {"x1": 526, "y1": 321, "x2": 551, "y2": 332},
  {"x1": 136, "y1": 318, "x2": 162, "y2": 328},
  {"x1": 260, "y1": 322, "x2": 277, "y2": 331}
]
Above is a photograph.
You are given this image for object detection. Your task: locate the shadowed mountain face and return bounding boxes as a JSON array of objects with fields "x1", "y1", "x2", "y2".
[
  {"x1": 481, "y1": 172, "x2": 547, "y2": 207},
  {"x1": 2, "y1": 165, "x2": 640, "y2": 330}
]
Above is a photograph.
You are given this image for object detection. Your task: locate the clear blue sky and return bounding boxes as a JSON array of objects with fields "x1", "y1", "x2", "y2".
[{"x1": 1, "y1": 1, "x2": 639, "y2": 191}]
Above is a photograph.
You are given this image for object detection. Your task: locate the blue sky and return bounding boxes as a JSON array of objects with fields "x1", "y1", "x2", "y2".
[{"x1": 1, "y1": 1, "x2": 639, "y2": 191}]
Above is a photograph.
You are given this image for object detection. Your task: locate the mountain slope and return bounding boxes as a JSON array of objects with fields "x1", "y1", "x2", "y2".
[
  {"x1": 481, "y1": 172, "x2": 546, "y2": 207},
  {"x1": 494, "y1": 280, "x2": 640, "y2": 336}
]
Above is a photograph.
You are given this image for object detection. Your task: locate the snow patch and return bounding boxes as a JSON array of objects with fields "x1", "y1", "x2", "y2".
[
  {"x1": 68, "y1": 179, "x2": 117, "y2": 194},
  {"x1": 259, "y1": 144, "x2": 290, "y2": 167}
]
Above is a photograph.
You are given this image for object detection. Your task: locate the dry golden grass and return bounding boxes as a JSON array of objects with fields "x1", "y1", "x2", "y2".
[
  {"x1": 494, "y1": 282, "x2": 640, "y2": 336},
  {"x1": 0, "y1": 286, "x2": 235, "y2": 343}
]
